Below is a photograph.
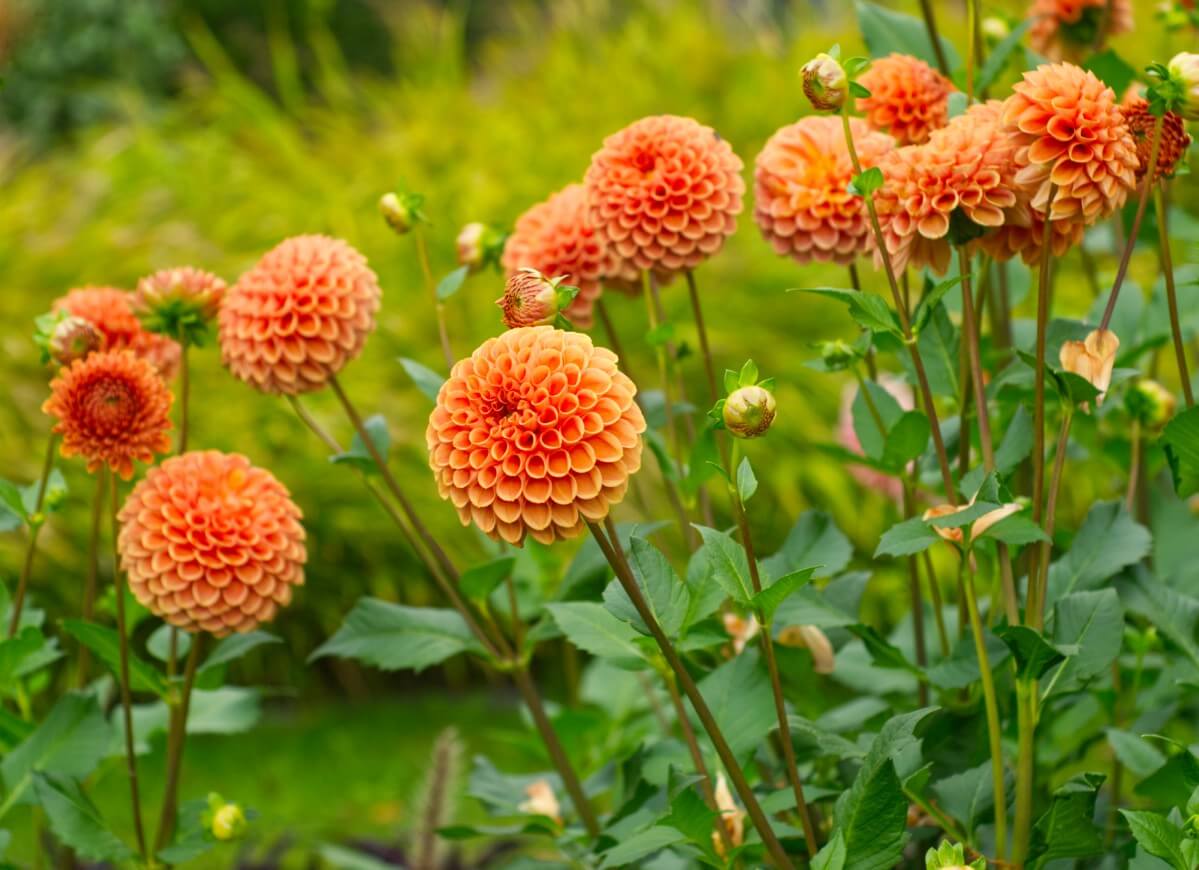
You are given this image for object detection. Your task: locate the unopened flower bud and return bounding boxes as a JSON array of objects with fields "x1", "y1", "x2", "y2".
[
  {"x1": 802, "y1": 53, "x2": 848, "y2": 112},
  {"x1": 457, "y1": 222, "x2": 488, "y2": 270},
  {"x1": 981, "y1": 16, "x2": 1011, "y2": 45},
  {"x1": 211, "y1": 801, "x2": 247, "y2": 840},
  {"x1": 134, "y1": 267, "x2": 226, "y2": 346},
  {"x1": 1167, "y1": 52, "x2": 1199, "y2": 121},
  {"x1": 379, "y1": 192, "x2": 417, "y2": 235},
  {"x1": 777, "y1": 624, "x2": 835, "y2": 673},
  {"x1": 1126, "y1": 379, "x2": 1176, "y2": 429},
  {"x1": 819, "y1": 339, "x2": 857, "y2": 371},
  {"x1": 497, "y1": 268, "x2": 560, "y2": 329},
  {"x1": 723, "y1": 385, "x2": 777, "y2": 438},
  {"x1": 49, "y1": 316, "x2": 105, "y2": 366}
]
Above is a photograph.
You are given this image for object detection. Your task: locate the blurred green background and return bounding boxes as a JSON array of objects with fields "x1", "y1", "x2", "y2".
[{"x1": 0, "y1": 0, "x2": 1195, "y2": 863}]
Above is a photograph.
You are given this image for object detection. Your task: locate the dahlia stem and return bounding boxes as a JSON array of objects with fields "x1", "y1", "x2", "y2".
[
  {"x1": 177, "y1": 343, "x2": 190, "y2": 454},
  {"x1": 853, "y1": 368, "x2": 887, "y2": 440},
  {"x1": 1156, "y1": 185, "x2": 1194, "y2": 406},
  {"x1": 961, "y1": 552, "x2": 1007, "y2": 860},
  {"x1": 1035, "y1": 409, "x2": 1074, "y2": 605},
  {"x1": 154, "y1": 633, "x2": 202, "y2": 853},
  {"x1": 8, "y1": 434, "x2": 57, "y2": 639},
  {"x1": 414, "y1": 229, "x2": 454, "y2": 370},
  {"x1": 965, "y1": 0, "x2": 978, "y2": 101},
  {"x1": 1125, "y1": 419, "x2": 1141, "y2": 512},
  {"x1": 590, "y1": 519, "x2": 794, "y2": 869},
  {"x1": 917, "y1": 0, "x2": 952, "y2": 75},
  {"x1": 110, "y1": 473, "x2": 148, "y2": 860},
  {"x1": 901, "y1": 480, "x2": 930, "y2": 707},
  {"x1": 1099, "y1": 116, "x2": 1163, "y2": 333},
  {"x1": 686, "y1": 270, "x2": 719, "y2": 403},
  {"x1": 642, "y1": 270, "x2": 681, "y2": 457},
  {"x1": 1011, "y1": 677, "x2": 1037, "y2": 864},
  {"x1": 596, "y1": 297, "x2": 637, "y2": 384},
  {"x1": 75, "y1": 472, "x2": 105, "y2": 686},
  {"x1": 847, "y1": 262, "x2": 880, "y2": 380},
  {"x1": 840, "y1": 108, "x2": 958, "y2": 505}
]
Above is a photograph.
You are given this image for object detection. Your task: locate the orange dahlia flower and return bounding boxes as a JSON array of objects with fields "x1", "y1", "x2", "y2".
[
  {"x1": 978, "y1": 209, "x2": 1085, "y2": 265},
  {"x1": 42, "y1": 350, "x2": 173, "y2": 479},
  {"x1": 753, "y1": 116, "x2": 893, "y2": 265},
  {"x1": 427, "y1": 326, "x2": 645, "y2": 546},
  {"x1": 874, "y1": 105, "x2": 1018, "y2": 274},
  {"x1": 135, "y1": 266, "x2": 227, "y2": 345},
  {"x1": 55, "y1": 287, "x2": 181, "y2": 379},
  {"x1": 1122, "y1": 98, "x2": 1191, "y2": 181},
  {"x1": 118, "y1": 450, "x2": 306, "y2": 635},
  {"x1": 1027, "y1": 0, "x2": 1133, "y2": 61},
  {"x1": 857, "y1": 54, "x2": 955, "y2": 145},
  {"x1": 219, "y1": 235, "x2": 381, "y2": 395},
  {"x1": 502, "y1": 184, "x2": 606, "y2": 328},
  {"x1": 1003, "y1": 63, "x2": 1138, "y2": 225},
  {"x1": 584, "y1": 115, "x2": 744, "y2": 283}
]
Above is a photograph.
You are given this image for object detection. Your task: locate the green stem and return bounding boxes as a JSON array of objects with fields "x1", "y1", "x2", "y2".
[
  {"x1": 178, "y1": 343, "x2": 190, "y2": 454},
  {"x1": 1012, "y1": 678, "x2": 1036, "y2": 864},
  {"x1": 686, "y1": 270, "x2": 718, "y2": 404},
  {"x1": 414, "y1": 229, "x2": 454, "y2": 370},
  {"x1": 154, "y1": 634, "x2": 203, "y2": 854},
  {"x1": 917, "y1": 0, "x2": 951, "y2": 75},
  {"x1": 8, "y1": 435, "x2": 57, "y2": 638},
  {"x1": 75, "y1": 473, "x2": 105, "y2": 686},
  {"x1": 1155, "y1": 184, "x2": 1194, "y2": 406}
]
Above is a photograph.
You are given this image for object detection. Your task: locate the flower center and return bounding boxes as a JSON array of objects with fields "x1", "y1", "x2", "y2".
[{"x1": 632, "y1": 149, "x2": 657, "y2": 174}]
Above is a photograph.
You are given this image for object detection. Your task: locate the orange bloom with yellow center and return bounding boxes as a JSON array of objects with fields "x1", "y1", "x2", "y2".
[
  {"x1": 55, "y1": 287, "x2": 181, "y2": 379},
  {"x1": 584, "y1": 114, "x2": 744, "y2": 283},
  {"x1": 1028, "y1": 0, "x2": 1133, "y2": 61},
  {"x1": 219, "y1": 235, "x2": 381, "y2": 395},
  {"x1": 753, "y1": 116, "x2": 893, "y2": 265},
  {"x1": 42, "y1": 350, "x2": 173, "y2": 479},
  {"x1": 502, "y1": 184, "x2": 607, "y2": 328},
  {"x1": 1122, "y1": 98, "x2": 1191, "y2": 181},
  {"x1": 118, "y1": 450, "x2": 306, "y2": 636},
  {"x1": 874, "y1": 105, "x2": 1018, "y2": 275},
  {"x1": 427, "y1": 326, "x2": 645, "y2": 546},
  {"x1": 857, "y1": 54, "x2": 955, "y2": 145},
  {"x1": 1003, "y1": 63, "x2": 1138, "y2": 225}
]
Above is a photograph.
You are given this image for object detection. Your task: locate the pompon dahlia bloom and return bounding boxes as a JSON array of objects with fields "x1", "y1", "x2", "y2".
[
  {"x1": 584, "y1": 114, "x2": 745, "y2": 283},
  {"x1": 873, "y1": 106, "x2": 1018, "y2": 274},
  {"x1": 1002, "y1": 63, "x2": 1138, "y2": 225},
  {"x1": 978, "y1": 210, "x2": 1085, "y2": 265},
  {"x1": 135, "y1": 266, "x2": 227, "y2": 345},
  {"x1": 502, "y1": 185, "x2": 606, "y2": 328},
  {"x1": 118, "y1": 451, "x2": 306, "y2": 635},
  {"x1": 753, "y1": 116, "x2": 893, "y2": 265},
  {"x1": 42, "y1": 350, "x2": 173, "y2": 479},
  {"x1": 427, "y1": 326, "x2": 645, "y2": 546},
  {"x1": 1027, "y1": 0, "x2": 1133, "y2": 61},
  {"x1": 55, "y1": 287, "x2": 181, "y2": 379},
  {"x1": 219, "y1": 235, "x2": 381, "y2": 395},
  {"x1": 1122, "y1": 98, "x2": 1191, "y2": 181},
  {"x1": 856, "y1": 54, "x2": 954, "y2": 145}
]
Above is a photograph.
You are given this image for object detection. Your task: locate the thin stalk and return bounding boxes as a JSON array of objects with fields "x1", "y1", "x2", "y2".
[
  {"x1": 414, "y1": 229, "x2": 454, "y2": 370},
  {"x1": 1034, "y1": 410, "x2": 1074, "y2": 622},
  {"x1": 1099, "y1": 116, "x2": 1163, "y2": 333},
  {"x1": 177, "y1": 344, "x2": 190, "y2": 453},
  {"x1": 917, "y1": 0, "x2": 951, "y2": 75},
  {"x1": 686, "y1": 270, "x2": 718, "y2": 404},
  {"x1": 902, "y1": 482, "x2": 929, "y2": 706},
  {"x1": 591, "y1": 519, "x2": 795, "y2": 868},
  {"x1": 154, "y1": 634, "x2": 203, "y2": 852},
  {"x1": 8, "y1": 435, "x2": 57, "y2": 638},
  {"x1": 75, "y1": 474, "x2": 105, "y2": 686},
  {"x1": 1125, "y1": 419, "x2": 1141, "y2": 513},
  {"x1": 846, "y1": 263, "x2": 879, "y2": 380},
  {"x1": 965, "y1": 0, "x2": 978, "y2": 101},
  {"x1": 111, "y1": 474, "x2": 148, "y2": 859},
  {"x1": 1155, "y1": 185, "x2": 1194, "y2": 406},
  {"x1": 643, "y1": 270, "x2": 680, "y2": 453},
  {"x1": 920, "y1": 546, "x2": 951, "y2": 658},
  {"x1": 961, "y1": 554, "x2": 1007, "y2": 860},
  {"x1": 841, "y1": 108, "x2": 957, "y2": 504},
  {"x1": 596, "y1": 298, "x2": 636, "y2": 383},
  {"x1": 1012, "y1": 678, "x2": 1036, "y2": 864}
]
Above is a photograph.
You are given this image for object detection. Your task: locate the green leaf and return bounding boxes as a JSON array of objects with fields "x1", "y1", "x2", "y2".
[
  {"x1": 851, "y1": 166, "x2": 885, "y2": 196},
  {"x1": 1047, "y1": 590, "x2": 1123, "y2": 694},
  {"x1": 738, "y1": 359, "x2": 759, "y2": 387},
  {"x1": 145, "y1": 624, "x2": 190, "y2": 664},
  {"x1": 849, "y1": 625, "x2": 924, "y2": 678},
  {"x1": 696, "y1": 649, "x2": 775, "y2": 758},
  {"x1": 1027, "y1": 773, "x2": 1105, "y2": 868},
  {"x1": 1106, "y1": 730, "x2": 1167, "y2": 778},
  {"x1": 330, "y1": 413, "x2": 390, "y2": 473},
  {"x1": 0, "y1": 480, "x2": 25, "y2": 522},
  {"x1": 736, "y1": 456, "x2": 757, "y2": 502},
  {"x1": 1084, "y1": 48, "x2": 1137, "y2": 96},
  {"x1": 459, "y1": 557, "x2": 516, "y2": 601},
  {"x1": 695, "y1": 526, "x2": 754, "y2": 605},
  {"x1": 32, "y1": 773, "x2": 133, "y2": 862},
  {"x1": 976, "y1": 18, "x2": 1033, "y2": 92},
  {"x1": 855, "y1": 0, "x2": 960, "y2": 71},
  {"x1": 874, "y1": 516, "x2": 942, "y2": 558},
  {"x1": 906, "y1": 303, "x2": 959, "y2": 399},
  {"x1": 926, "y1": 501, "x2": 1001, "y2": 529},
  {"x1": 933, "y1": 761, "x2": 1006, "y2": 837},
  {"x1": 0, "y1": 626, "x2": 59, "y2": 689},
  {"x1": 763, "y1": 511, "x2": 853, "y2": 580},
  {"x1": 60, "y1": 620, "x2": 169, "y2": 698},
  {"x1": 912, "y1": 275, "x2": 966, "y2": 334},
  {"x1": 996, "y1": 625, "x2": 1065, "y2": 681},
  {"x1": 398, "y1": 357, "x2": 446, "y2": 403},
  {"x1": 852, "y1": 379, "x2": 905, "y2": 460},
  {"x1": 1121, "y1": 810, "x2": 1189, "y2": 870},
  {"x1": 833, "y1": 758, "x2": 907, "y2": 869},
  {"x1": 1163, "y1": 406, "x2": 1199, "y2": 497},
  {"x1": 994, "y1": 405, "x2": 1034, "y2": 474},
  {"x1": 435, "y1": 265, "x2": 469, "y2": 301},
  {"x1": 812, "y1": 830, "x2": 847, "y2": 870},
  {"x1": 310, "y1": 599, "x2": 485, "y2": 672},
  {"x1": 980, "y1": 514, "x2": 1049, "y2": 547},
  {"x1": 2, "y1": 693, "x2": 112, "y2": 807},
  {"x1": 881, "y1": 411, "x2": 930, "y2": 470},
  {"x1": 603, "y1": 537, "x2": 690, "y2": 639},
  {"x1": 1119, "y1": 576, "x2": 1199, "y2": 674},
  {"x1": 753, "y1": 569, "x2": 815, "y2": 624},
  {"x1": 799, "y1": 287, "x2": 901, "y2": 337},
  {"x1": 1136, "y1": 741, "x2": 1199, "y2": 807},
  {"x1": 661, "y1": 785, "x2": 718, "y2": 858},
  {"x1": 198, "y1": 631, "x2": 281, "y2": 676},
  {"x1": 545, "y1": 602, "x2": 648, "y2": 666},
  {"x1": 926, "y1": 631, "x2": 1011, "y2": 689},
  {"x1": 599, "y1": 826, "x2": 685, "y2": 868},
  {"x1": 1047, "y1": 502, "x2": 1152, "y2": 599}
]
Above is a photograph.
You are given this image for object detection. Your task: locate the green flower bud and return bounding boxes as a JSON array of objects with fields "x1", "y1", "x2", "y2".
[
  {"x1": 801, "y1": 53, "x2": 848, "y2": 112},
  {"x1": 1125, "y1": 379, "x2": 1176, "y2": 430},
  {"x1": 379, "y1": 191, "x2": 422, "y2": 235},
  {"x1": 723, "y1": 385, "x2": 777, "y2": 438},
  {"x1": 818, "y1": 339, "x2": 857, "y2": 371},
  {"x1": 211, "y1": 801, "x2": 247, "y2": 841},
  {"x1": 1167, "y1": 52, "x2": 1199, "y2": 121}
]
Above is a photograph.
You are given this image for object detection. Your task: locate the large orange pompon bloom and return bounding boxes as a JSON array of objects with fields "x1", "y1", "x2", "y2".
[
  {"x1": 1122, "y1": 98, "x2": 1191, "y2": 181},
  {"x1": 118, "y1": 450, "x2": 306, "y2": 636},
  {"x1": 584, "y1": 114, "x2": 745, "y2": 283},
  {"x1": 873, "y1": 104, "x2": 1018, "y2": 274},
  {"x1": 502, "y1": 185, "x2": 606, "y2": 328},
  {"x1": 1003, "y1": 63, "x2": 1138, "y2": 225},
  {"x1": 753, "y1": 116, "x2": 893, "y2": 265},
  {"x1": 55, "y1": 287, "x2": 181, "y2": 379},
  {"x1": 427, "y1": 326, "x2": 645, "y2": 546},
  {"x1": 42, "y1": 350, "x2": 173, "y2": 479},
  {"x1": 219, "y1": 235, "x2": 381, "y2": 395},
  {"x1": 1027, "y1": 0, "x2": 1133, "y2": 61},
  {"x1": 857, "y1": 54, "x2": 955, "y2": 145}
]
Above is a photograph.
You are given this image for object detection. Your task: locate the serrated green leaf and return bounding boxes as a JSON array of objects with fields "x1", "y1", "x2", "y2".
[
  {"x1": 1162, "y1": 406, "x2": 1199, "y2": 497},
  {"x1": 1027, "y1": 773, "x2": 1105, "y2": 868},
  {"x1": 812, "y1": 830, "x2": 847, "y2": 870},
  {"x1": 996, "y1": 625, "x2": 1065, "y2": 680},
  {"x1": 1047, "y1": 502, "x2": 1152, "y2": 599},
  {"x1": 980, "y1": 514, "x2": 1049, "y2": 546},
  {"x1": 735, "y1": 456, "x2": 757, "y2": 502},
  {"x1": 2, "y1": 693, "x2": 112, "y2": 808},
  {"x1": 309, "y1": 599, "x2": 485, "y2": 672},
  {"x1": 198, "y1": 630, "x2": 281, "y2": 676},
  {"x1": 875, "y1": 516, "x2": 942, "y2": 558},
  {"x1": 545, "y1": 602, "x2": 648, "y2": 666},
  {"x1": 603, "y1": 537, "x2": 690, "y2": 639},
  {"x1": 753, "y1": 569, "x2": 815, "y2": 624},
  {"x1": 1121, "y1": 810, "x2": 1188, "y2": 870},
  {"x1": 695, "y1": 526, "x2": 754, "y2": 605},
  {"x1": 600, "y1": 826, "x2": 685, "y2": 868},
  {"x1": 1046, "y1": 589, "x2": 1123, "y2": 694},
  {"x1": 881, "y1": 411, "x2": 930, "y2": 470},
  {"x1": 33, "y1": 773, "x2": 133, "y2": 862},
  {"x1": 762, "y1": 511, "x2": 852, "y2": 580},
  {"x1": 459, "y1": 557, "x2": 516, "y2": 601},
  {"x1": 695, "y1": 650, "x2": 775, "y2": 758},
  {"x1": 60, "y1": 620, "x2": 169, "y2": 698}
]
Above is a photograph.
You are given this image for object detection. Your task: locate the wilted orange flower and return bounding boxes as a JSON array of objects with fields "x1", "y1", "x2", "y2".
[
  {"x1": 857, "y1": 54, "x2": 955, "y2": 145},
  {"x1": 874, "y1": 106, "x2": 1018, "y2": 274},
  {"x1": 1028, "y1": 0, "x2": 1133, "y2": 61},
  {"x1": 722, "y1": 611, "x2": 760, "y2": 654},
  {"x1": 1122, "y1": 98, "x2": 1191, "y2": 181},
  {"x1": 712, "y1": 773, "x2": 746, "y2": 858},
  {"x1": 427, "y1": 326, "x2": 645, "y2": 546},
  {"x1": 118, "y1": 450, "x2": 306, "y2": 636},
  {"x1": 753, "y1": 116, "x2": 893, "y2": 265},
  {"x1": 1003, "y1": 63, "x2": 1138, "y2": 225},
  {"x1": 42, "y1": 350, "x2": 173, "y2": 479},
  {"x1": 219, "y1": 235, "x2": 381, "y2": 395},
  {"x1": 924, "y1": 500, "x2": 1023, "y2": 544},
  {"x1": 777, "y1": 624, "x2": 836, "y2": 673},
  {"x1": 517, "y1": 780, "x2": 562, "y2": 825},
  {"x1": 1060, "y1": 328, "x2": 1119, "y2": 398},
  {"x1": 502, "y1": 184, "x2": 606, "y2": 328},
  {"x1": 584, "y1": 114, "x2": 744, "y2": 283},
  {"x1": 55, "y1": 287, "x2": 181, "y2": 379}
]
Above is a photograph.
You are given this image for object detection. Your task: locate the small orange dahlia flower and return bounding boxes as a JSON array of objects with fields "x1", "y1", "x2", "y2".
[
  {"x1": 135, "y1": 266, "x2": 227, "y2": 346},
  {"x1": 1003, "y1": 63, "x2": 1138, "y2": 225},
  {"x1": 427, "y1": 326, "x2": 645, "y2": 546},
  {"x1": 118, "y1": 450, "x2": 306, "y2": 635},
  {"x1": 1122, "y1": 98, "x2": 1191, "y2": 181},
  {"x1": 1027, "y1": 0, "x2": 1133, "y2": 61},
  {"x1": 584, "y1": 115, "x2": 744, "y2": 283},
  {"x1": 55, "y1": 287, "x2": 181, "y2": 379},
  {"x1": 219, "y1": 235, "x2": 381, "y2": 395},
  {"x1": 502, "y1": 184, "x2": 606, "y2": 328},
  {"x1": 857, "y1": 54, "x2": 955, "y2": 145},
  {"x1": 42, "y1": 350, "x2": 173, "y2": 479},
  {"x1": 753, "y1": 116, "x2": 893, "y2": 265},
  {"x1": 977, "y1": 209, "x2": 1085, "y2": 265}
]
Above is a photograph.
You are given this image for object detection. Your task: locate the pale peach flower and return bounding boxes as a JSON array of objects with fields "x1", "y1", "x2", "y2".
[
  {"x1": 518, "y1": 779, "x2": 562, "y2": 825},
  {"x1": 722, "y1": 612, "x2": 760, "y2": 654},
  {"x1": 1060, "y1": 328, "x2": 1120, "y2": 399},
  {"x1": 857, "y1": 54, "x2": 955, "y2": 145},
  {"x1": 1028, "y1": 0, "x2": 1133, "y2": 61},
  {"x1": 778, "y1": 624, "x2": 836, "y2": 673}
]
